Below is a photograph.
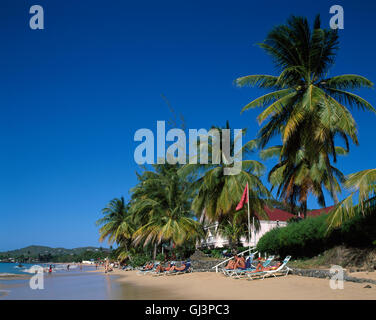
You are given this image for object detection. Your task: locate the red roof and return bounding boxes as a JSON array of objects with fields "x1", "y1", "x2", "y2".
[
  {"x1": 255, "y1": 206, "x2": 334, "y2": 222},
  {"x1": 306, "y1": 206, "x2": 335, "y2": 217},
  {"x1": 255, "y1": 207, "x2": 295, "y2": 222}
]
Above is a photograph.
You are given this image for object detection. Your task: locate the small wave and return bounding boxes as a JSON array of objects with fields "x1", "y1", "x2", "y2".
[{"x1": 0, "y1": 273, "x2": 26, "y2": 278}]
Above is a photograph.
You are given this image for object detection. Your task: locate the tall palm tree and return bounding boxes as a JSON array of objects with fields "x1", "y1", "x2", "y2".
[
  {"x1": 181, "y1": 122, "x2": 270, "y2": 225},
  {"x1": 261, "y1": 145, "x2": 346, "y2": 218},
  {"x1": 236, "y1": 15, "x2": 374, "y2": 205},
  {"x1": 327, "y1": 169, "x2": 376, "y2": 229}
]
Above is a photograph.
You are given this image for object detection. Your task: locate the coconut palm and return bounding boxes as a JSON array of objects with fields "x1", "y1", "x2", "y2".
[
  {"x1": 327, "y1": 169, "x2": 376, "y2": 229},
  {"x1": 236, "y1": 15, "x2": 374, "y2": 203},
  {"x1": 131, "y1": 164, "x2": 204, "y2": 253},
  {"x1": 180, "y1": 122, "x2": 270, "y2": 224},
  {"x1": 261, "y1": 145, "x2": 346, "y2": 218},
  {"x1": 216, "y1": 211, "x2": 252, "y2": 251},
  {"x1": 96, "y1": 197, "x2": 134, "y2": 250}
]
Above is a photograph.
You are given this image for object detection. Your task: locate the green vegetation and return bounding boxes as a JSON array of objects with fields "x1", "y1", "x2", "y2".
[
  {"x1": 0, "y1": 245, "x2": 111, "y2": 263},
  {"x1": 96, "y1": 15, "x2": 375, "y2": 264},
  {"x1": 236, "y1": 15, "x2": 374, "y2": 216},
  {"x1": 328, "y1": 169, "x2": 376, "y2": 229},
  {"x1": 257, "y1": 212, "x2": 376, "y2": 258},
  {"x1": 97, "y1": 164, "x2": 208, "y2": 264}
]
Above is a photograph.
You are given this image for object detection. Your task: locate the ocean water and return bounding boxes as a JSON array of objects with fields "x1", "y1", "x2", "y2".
[
  {"x1": 0, "y1": 263, "x2": 110, "y2": 299},
  {"x1": 0, "y1": 262, "x2": 80, "y2": 276}
]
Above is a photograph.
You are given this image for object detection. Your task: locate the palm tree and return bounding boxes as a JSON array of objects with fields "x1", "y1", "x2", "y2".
[
  {"x1": 327, "y1": 169, "x2": 376, "y2": 229},
  {"x1": 181, "y1": 122, "x2": 270, "y2": 227},
  {"x1": 96, "y1": 197, "x2": 134, "y2": 252},
  {"x1": 236, "y1": 15, "x2": 374, "y2": 205},
  {"x1": 130, "y1": 164, "x2": 204, "y2": 258},
  {"x1": 216, "y1": 211, "x2": 250, "y2": 251},
  {"x1": 261, "y1": 145, "x2": 346, "y2": 217}
]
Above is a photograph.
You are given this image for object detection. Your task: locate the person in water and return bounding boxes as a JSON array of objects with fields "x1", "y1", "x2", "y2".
[
  {"x1": 67, "y1": 264, "x2": 70, "y2": 271},
  {"x1": 48, "y1": 265, "x2": 52, "y2": 273}
]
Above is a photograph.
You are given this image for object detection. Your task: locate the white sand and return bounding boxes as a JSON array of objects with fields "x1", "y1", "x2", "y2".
[{"x1": 111, "y1": 270, "x2": 376, "y2": 300}]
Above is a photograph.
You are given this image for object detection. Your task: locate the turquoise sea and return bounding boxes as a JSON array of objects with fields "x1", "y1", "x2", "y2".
[{"x1": 0, "y1": 263, "x2": 121, "y2": 299}]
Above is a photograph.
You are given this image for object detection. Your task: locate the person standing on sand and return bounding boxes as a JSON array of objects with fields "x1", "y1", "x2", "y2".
[{"x1": 104, "y1": 259, "x2": 109, "y2": 273}]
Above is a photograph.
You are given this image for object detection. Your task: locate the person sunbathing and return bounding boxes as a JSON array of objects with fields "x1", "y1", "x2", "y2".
[
  {"x1": 143, "y1": 262, "x2": 154, "y2": 270},
  {"x1": 264, "y1": 262, "x2": 281, "y2": 271},
  {"x1": 169, "y1": 262, "x2": 188, "y2": 272},
  {"x1": 249, "y1": 260, "x2": 281, "y2": 273},
  {"x1": 234, "y1": 256, "x2": 246, "y2": 269},
  {"x1": 224, "y1": 255, "x2": 239, "y2": 270},
  {"x1": 155, "y1": 262, "x2": 174, "y2": 273}
]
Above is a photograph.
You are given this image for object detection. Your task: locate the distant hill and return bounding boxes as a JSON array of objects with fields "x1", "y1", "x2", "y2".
[{"x1": 0, "y1": 245, "x2": 110, "y2": 258}]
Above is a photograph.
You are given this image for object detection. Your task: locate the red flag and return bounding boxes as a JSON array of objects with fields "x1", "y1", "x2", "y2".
[{"x1": 236, "y1": 183, "x2": 248, "y2": 211}]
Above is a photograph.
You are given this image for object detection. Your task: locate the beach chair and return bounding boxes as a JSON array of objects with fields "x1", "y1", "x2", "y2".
[
  {"x1": 247, "y1": 256, "x2": 291, "y2": 280},
  {"x1": 232, "y1": 255, "x2": 275, "y2": 279},
  {"x1": 224, "y1": 254, "x2": 255, "y2": 278},
  {"x1": 221, "y1": 255, "x2": 251, "y2": 276},
  {"x1": 260, "y1": 256, "x2": 292, "y2": 279},
  {"x1": 166, "y1": 261, "x2": 192, "y2": 275},
  {"x1": 137, "y1": 262, "x2": 160, "y2": 275},
  {"x1": 151, "y1": 261, "x2": 176, "y2": 276}
]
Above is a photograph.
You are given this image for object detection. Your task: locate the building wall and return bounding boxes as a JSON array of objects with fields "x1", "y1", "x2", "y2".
[{"x1": 201, "y1": 220, "x2": 287, "y2": 249}]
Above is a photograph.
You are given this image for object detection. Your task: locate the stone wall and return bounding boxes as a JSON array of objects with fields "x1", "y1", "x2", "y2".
[
  {"x1": 290, "y1": 268, "x2": 376, "y2": 285},
  {"x1": 191, "y1": 259, "x2": 224, "y2": 272}
]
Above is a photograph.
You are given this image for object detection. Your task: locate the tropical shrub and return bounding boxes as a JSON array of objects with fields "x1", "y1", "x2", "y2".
[
  {"x1": 128, "y1": 253, "x2": 151, "y2": 267},
  {"x1": 257, "y1": 212, "x2": 376, "y2": 258}
]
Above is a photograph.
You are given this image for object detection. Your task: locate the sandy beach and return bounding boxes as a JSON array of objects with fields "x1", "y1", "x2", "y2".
[
  {"x1": 110, "y1": 270, "x2": 376, "y2": 300},
  {"x1": 1, "y1": 266, "x2": 375, "y2": 300}
]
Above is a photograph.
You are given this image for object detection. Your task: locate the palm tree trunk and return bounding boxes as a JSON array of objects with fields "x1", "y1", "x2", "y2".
[
  {"x1": 153, "y1": 243, "x2": 157, "y2": 260},
  {"x1": 302, "y1": 200, "x2": 308, "y2": 219},
  {"x1": 325, "y1": 154, "x2": 339, "y2": 205}
]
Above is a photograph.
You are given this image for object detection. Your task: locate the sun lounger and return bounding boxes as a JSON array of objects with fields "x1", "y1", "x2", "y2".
[
  {"x1": 222, "y1": 254, "x2": 254, "y2": 276},
  {"x1": 137, "y1": 262, "x2": 160, "y2": 275},
  {"x1": 224, "y1": 254, "x2": 255, "y2": 278},
  {"x1": 247, "y1": 256, "x2": 291, "y2": 280},
  {"x1": 231, "y1": 255, "x2": 275, "y2": 279},
  {"x1": 166, "y1": 261, "x2": 192, "y2": 275},
  {"x1": 151, "y1": 261, "x2": 176, "y2": 276}
]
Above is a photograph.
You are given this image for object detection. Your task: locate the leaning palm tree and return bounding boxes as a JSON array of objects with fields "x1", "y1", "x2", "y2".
[
  {"x1": 96, "y1": 197, "x2": 134, "y2": 251},
  {"x1": 236, "y1": 15, "x2": 374, "y2": 202},
  {"x1": 327, "y1": 169, "x2": 376, "y2": 229}
]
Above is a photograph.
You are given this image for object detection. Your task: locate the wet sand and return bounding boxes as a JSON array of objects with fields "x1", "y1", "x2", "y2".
[{"x1": 111, "y1": 270, "x2": 376, "y2": 300}]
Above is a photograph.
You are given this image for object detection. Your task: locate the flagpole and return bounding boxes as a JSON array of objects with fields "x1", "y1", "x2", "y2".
[{"x1": 246, "y1": 182, "x2": 251, "y2": 254}]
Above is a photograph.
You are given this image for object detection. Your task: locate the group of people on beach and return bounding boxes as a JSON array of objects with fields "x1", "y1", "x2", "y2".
[{"x1": 224, "y1": 255, "x2": 281, "y2": 272}]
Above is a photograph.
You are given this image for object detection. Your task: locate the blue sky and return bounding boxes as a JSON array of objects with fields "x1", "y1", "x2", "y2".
[{"x1": 0, "y1": 0, "x2": 375, "y2": 251}]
